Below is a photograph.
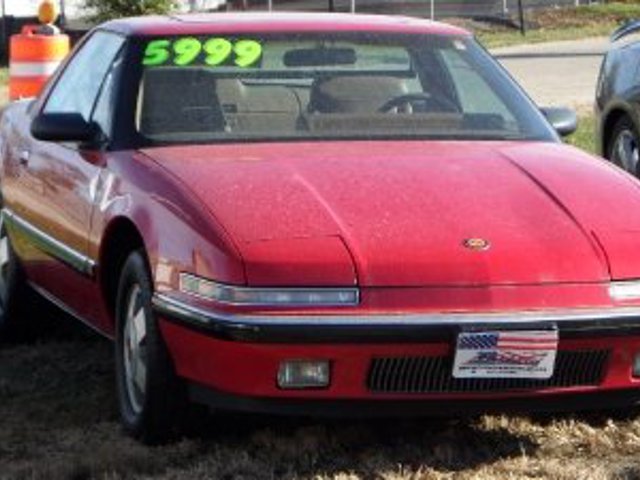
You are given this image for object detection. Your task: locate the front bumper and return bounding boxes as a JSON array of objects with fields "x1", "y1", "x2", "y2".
[
  {"x1": 153, "y1": 294, "x2": 640, "y2": 412},
  {"x1": 188, "y1": 385, "x2": 640, "y2": 417},
  {"x1": 153, "y1": 293, "x2": 640, "y2": 343}
]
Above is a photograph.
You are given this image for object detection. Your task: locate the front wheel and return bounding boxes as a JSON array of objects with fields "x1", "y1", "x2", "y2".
[
  {"x1": 115, "y1": 250, "x2": 185, "y2": 444},
  {"x1": 608, "y1": 116, "x2": 640, "y2": 176}
]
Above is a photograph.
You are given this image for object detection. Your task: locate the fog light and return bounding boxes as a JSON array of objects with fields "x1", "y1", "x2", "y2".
[
  {"x1": 633, "y1": 353, "x2": 640, "y2": 378},
  {"x1": 277, "y1": 360, "x2": 330, "y2": 389}
]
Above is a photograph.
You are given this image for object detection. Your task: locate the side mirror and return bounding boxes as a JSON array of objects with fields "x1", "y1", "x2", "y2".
[
  {"x1": 31, "y1": 112, "x2": 101, "y2": 143},
  {"x1": 540, "y1": 107, "x2": 578, "y2": 137}
]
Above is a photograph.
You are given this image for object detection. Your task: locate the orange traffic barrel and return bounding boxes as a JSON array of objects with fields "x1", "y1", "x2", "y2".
[{"x1": 9, "y1": 25, "x2": 69, "y2": 100}]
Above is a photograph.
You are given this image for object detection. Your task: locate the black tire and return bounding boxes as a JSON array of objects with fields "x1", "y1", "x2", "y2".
[
  {"x1": 115, "y1": 249, "x2": 186, "y2": 444},
  {"x1": 0, "y1": 214, "x2": 28, "y2": 340},
  {"x1": 607, "y1": 115, "x2": 640, "y2": 176}
]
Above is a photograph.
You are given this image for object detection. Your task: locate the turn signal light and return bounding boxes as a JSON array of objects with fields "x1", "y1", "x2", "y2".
[
  {"x1": 609, "y1": 281, "x2": 640, "y2": 301},
  {"x1": 179, "y1": 273, "x2": 359, "y2": 307},
  {"x1": 633, "y1": 353, "x2": 640, "y2": 378}
]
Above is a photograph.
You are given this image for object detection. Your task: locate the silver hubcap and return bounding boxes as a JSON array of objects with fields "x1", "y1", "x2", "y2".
[
  {"x1": 613, "y1": 129, "x2": 640, "y2": 175},
  {"x1": 0, "y1": 216, "x2": 10, "y2": 312},
  {"x1": 123, "y1": 285, "x2": 148, "y2": 415}
]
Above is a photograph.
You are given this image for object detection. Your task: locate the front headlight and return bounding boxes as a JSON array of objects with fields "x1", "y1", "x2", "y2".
[
  {"x1": 179, "y1": 273, "x2": 359, "y2": 307},
  {"x1": 609, "y1": 281, "x2": 640, "y2": 301}
]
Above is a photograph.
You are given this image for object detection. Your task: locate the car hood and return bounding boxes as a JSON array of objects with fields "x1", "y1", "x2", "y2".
[{"x1": 143, "y1": 140, "x2": 640, "y2": 287}]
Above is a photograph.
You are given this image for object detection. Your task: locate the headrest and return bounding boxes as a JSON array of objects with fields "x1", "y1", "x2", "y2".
[
  {"x1": 309, "y1": 76, "x2": 409, "y2": 113},
  {"x1": 140, "y1": 68, "x2": 225, "y2": 135}
]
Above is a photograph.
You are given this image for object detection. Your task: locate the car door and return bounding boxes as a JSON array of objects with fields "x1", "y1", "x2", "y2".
[{"x1": 5, "y1": 30, "x2": 125, "y2": 328}]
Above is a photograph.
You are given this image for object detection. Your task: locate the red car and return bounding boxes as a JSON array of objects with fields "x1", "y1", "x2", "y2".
[{"x1": 1, "y1": 12, "x2": 639, "y2": 443}]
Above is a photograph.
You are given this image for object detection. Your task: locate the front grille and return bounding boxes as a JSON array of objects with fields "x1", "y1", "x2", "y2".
[{"x1": 367, "y1": 350, "x2": 610, "y2": 394}]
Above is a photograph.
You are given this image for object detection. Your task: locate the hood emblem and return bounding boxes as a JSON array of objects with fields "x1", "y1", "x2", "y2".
[{"x1": 463, "y1": 238, "x2": 490, "y2": 251}]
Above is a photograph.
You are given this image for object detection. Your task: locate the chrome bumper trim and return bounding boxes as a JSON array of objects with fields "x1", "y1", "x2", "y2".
[{"x1": 152, "y1": 293, "x2": 640, "y2": 329}]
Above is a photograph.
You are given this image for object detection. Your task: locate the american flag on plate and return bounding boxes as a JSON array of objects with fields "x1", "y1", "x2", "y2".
[
  {"x1": 452, "y1": 330, "x2": 558, "y2": 379},
  {"x1": 458, "y1": 331, "x2": 559, "y2": 351}
]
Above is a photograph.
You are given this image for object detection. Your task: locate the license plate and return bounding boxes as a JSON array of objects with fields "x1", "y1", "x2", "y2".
[{"x1": 452, "y1": 330, "x2": 558, "y2": 379}]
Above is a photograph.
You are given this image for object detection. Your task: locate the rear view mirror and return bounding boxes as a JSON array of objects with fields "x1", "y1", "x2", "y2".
[
  {"x1": 283, "y1": 47, "x2": 357, "y2": 67},
  {"x1": 540, "y1": 107, "x2": 577, "y2": 137},
  {"x1": 31, "y1": 112, "x2": 101, "y2": 143}
]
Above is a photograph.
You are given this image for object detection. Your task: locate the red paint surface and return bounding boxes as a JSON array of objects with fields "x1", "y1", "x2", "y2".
[
  {"x1": 146, "y1": 141, "x2": 627, "y2": 288},
  {"x1": 108, "y1": 12, "x2": 469, "y2": 38}
]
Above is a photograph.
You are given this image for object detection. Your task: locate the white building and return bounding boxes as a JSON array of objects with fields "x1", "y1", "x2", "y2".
[{"x1": 1, "y1": 0, "x2": 227, "y2": 18}]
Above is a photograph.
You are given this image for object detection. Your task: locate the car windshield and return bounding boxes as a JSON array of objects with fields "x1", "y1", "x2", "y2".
[{"x1": 136, "y1": 32, "x2": 556, "y2": 144}]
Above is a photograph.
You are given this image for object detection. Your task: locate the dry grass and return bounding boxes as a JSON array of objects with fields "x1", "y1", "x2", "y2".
[
  {"x1": 0, "y1": 70, "x2": 7, "y2": 105},
  {"x1": 476, "y1": 3, "x2": 640, "y2": 48},
  {"x1": 567, "y1": 113, "x2": 597, "y2": 154}
]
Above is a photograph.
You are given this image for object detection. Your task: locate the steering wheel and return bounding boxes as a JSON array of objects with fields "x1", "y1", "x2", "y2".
[{"x1": 378, "y1": 93, "x2": 459, "y2": 113}]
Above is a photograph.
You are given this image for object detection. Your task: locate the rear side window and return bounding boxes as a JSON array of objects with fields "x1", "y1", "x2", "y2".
[{"x1": 44, "y1": 31, "x2": 125, "y2": 122}]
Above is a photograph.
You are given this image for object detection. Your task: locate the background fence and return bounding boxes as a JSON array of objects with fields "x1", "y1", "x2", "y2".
[
  {"x1": 0, "y1": 0, "x2": 601, "y2": 64},
  {"x1": 266, "y1": 0, "x2": 599, "y2": 19}
]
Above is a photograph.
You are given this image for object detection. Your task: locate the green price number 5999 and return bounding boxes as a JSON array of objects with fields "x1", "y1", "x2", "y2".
[{"x1": 143, "y1": 37, "x2": 263, "y2": 68}]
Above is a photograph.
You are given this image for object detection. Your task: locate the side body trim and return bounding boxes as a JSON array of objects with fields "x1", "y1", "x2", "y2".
[{"x1": 3, "y1": 208, "x2": 96, "y2": 277}]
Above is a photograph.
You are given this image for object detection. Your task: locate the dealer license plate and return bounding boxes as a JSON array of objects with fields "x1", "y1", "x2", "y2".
[{"x1": 452, "y1": 330, "x2": 558, "y2": 379}]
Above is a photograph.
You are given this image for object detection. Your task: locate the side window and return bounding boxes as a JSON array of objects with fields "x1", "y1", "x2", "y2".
[
  {"x1": 439, "y1": 48, "x2": 515, "y2": 124},
  {"x1": 44, "y1": 31, "x2": 125, "y2": 122},
  {"x1": 92, "y1": 52, "x2": 124, "y2": 137}
]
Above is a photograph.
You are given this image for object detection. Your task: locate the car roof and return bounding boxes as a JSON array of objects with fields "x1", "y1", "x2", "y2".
[
  {"x1": 101, "y1": 12, "x2": 470, "y2": 38},
  {"x1": 611, "y1": 19, "x2": 640, "y2": 43}
]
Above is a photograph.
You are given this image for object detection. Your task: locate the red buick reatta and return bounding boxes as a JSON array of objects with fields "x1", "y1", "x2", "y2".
[{"x1": 1, "y1": 12, "x2": 639, "y2": 443}]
